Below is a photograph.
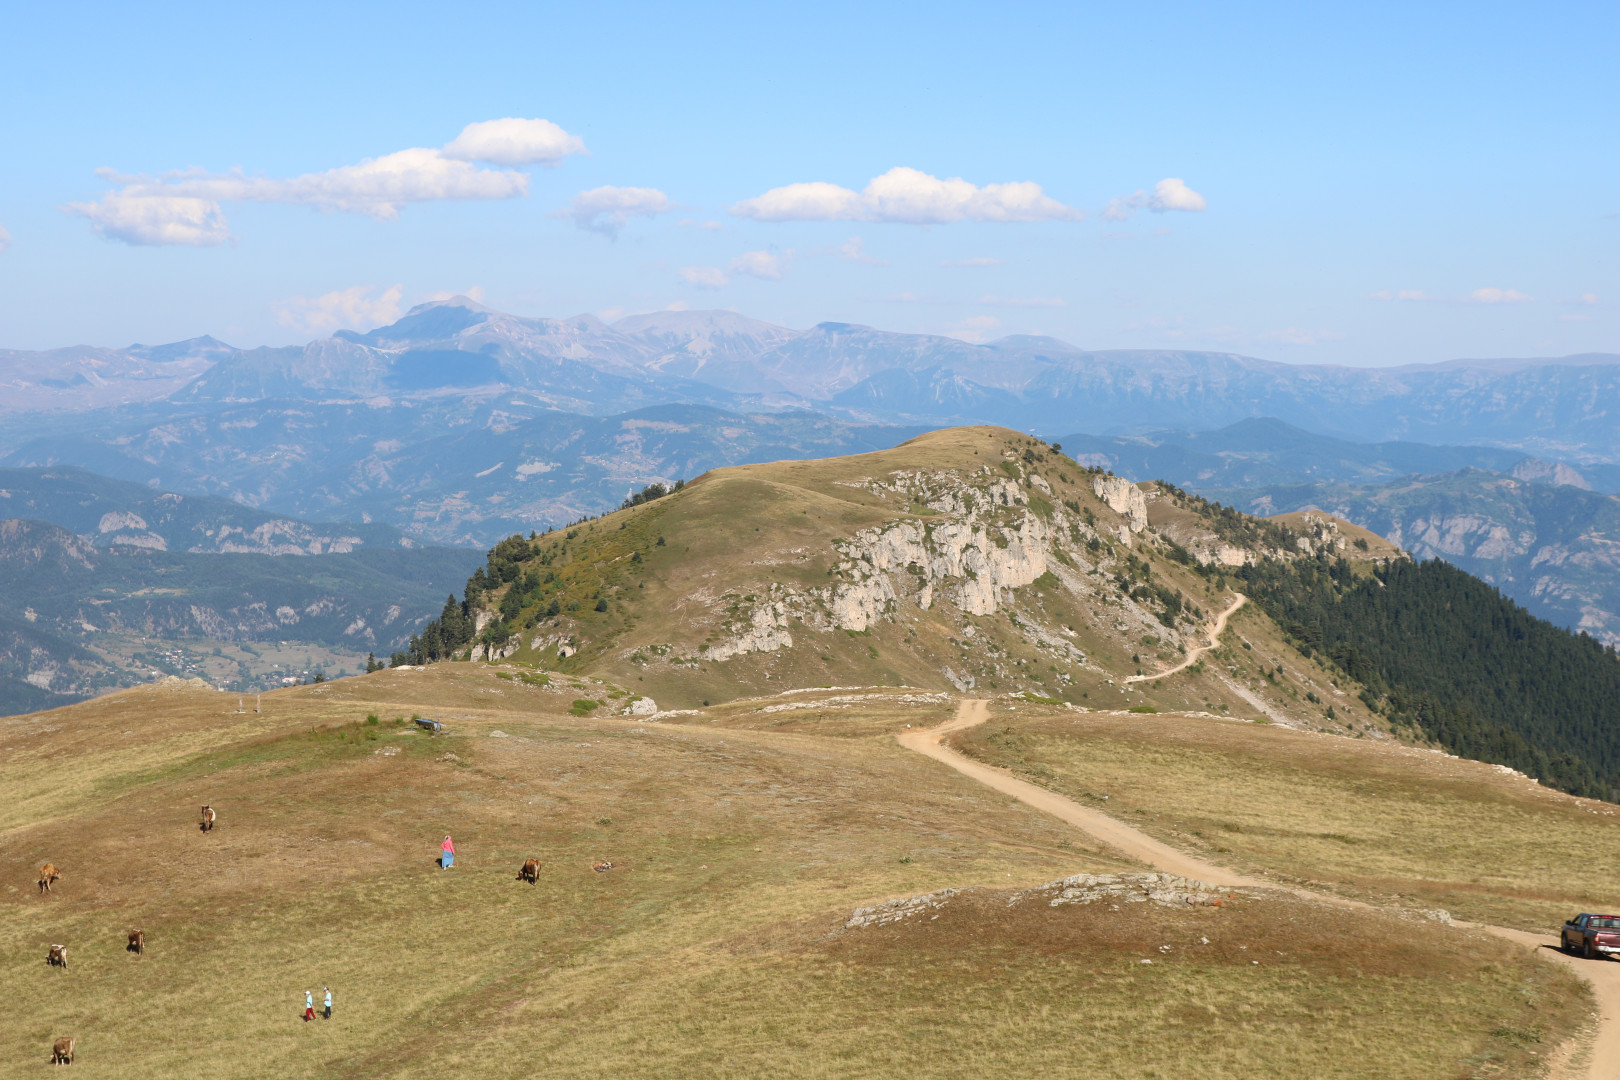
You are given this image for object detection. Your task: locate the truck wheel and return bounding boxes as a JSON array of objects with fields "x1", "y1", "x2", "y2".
[{"x1": 1585, "y1": 939, "x2": 1597, "y2": 960}]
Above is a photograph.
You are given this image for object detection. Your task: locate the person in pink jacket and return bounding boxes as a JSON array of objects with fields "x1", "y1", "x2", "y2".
[{"x1": 440, "y1": 834, "x2": 455, "y2": 869}]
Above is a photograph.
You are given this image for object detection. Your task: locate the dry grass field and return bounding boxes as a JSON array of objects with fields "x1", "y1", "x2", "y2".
[
  {"x1": 0, "y1": 670, "x2": 1590, "y2": 1078},
  {"x1": 953, "y1": 704, "x2": 1620, "y2": 932}
]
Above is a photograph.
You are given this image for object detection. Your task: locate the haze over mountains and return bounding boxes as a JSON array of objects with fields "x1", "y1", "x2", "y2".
[
  {"x1": 5, "y1": 295, "x2": 1617, "y2": 457},
  {"x1": 1, "y1": 295, "x2": 1616, "y2": 649}
]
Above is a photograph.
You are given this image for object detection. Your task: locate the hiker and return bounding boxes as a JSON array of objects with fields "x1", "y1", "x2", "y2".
[
  {"x1": 441, "y1": 834, "x2": 455, "y2": 869},
  {"x1": 323, "y1": 986, "x2": 332, "y2": 1020},
  {"x1": 303, "y1": 989, "x2": 315, "y2": 1022}
]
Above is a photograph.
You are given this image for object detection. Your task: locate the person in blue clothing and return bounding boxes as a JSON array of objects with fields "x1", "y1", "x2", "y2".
[
  {"x1": 322, "y1": 986, "x2": 332, "y2": 1020},
  {"x1": 441, "y1": 834, "x2": 455, "y2": 869}
]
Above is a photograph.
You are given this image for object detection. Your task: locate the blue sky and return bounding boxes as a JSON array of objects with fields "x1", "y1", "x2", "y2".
[{"x1": 0, "y1": 0, "x2": 1613, "y2": 363}]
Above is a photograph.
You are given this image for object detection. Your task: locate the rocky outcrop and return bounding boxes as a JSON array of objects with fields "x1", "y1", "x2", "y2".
[
  {"x1": 1092, "y1": 475, "x2": 1148, "y2": 534},
  {"x1": 1012, "y1": 872, "x2": 1235, "y2": 908},
  {"x1": 845, "y1": 888, "x2": 960, "y2": 929}
]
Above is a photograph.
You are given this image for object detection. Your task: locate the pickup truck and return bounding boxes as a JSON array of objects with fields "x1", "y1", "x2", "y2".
[{"x1": 1560, "y1": 913, "x2": 1620, "y2": 959}]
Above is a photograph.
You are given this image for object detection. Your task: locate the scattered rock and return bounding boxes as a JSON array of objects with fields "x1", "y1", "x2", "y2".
[
  {"x1": 1012, "y1": 872, "x2": 1236, "y2": 909},
  {"x1": 845, "y1": 888, "x2": 961, "y2": 930}
]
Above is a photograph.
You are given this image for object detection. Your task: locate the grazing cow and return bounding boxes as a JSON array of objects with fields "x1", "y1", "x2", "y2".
[
  {"x1": 200, "y1": 805, "x2": 216, "y2": 832},
  {"x1": 517, "y1": 858, "x2": 541, "y2": 884},
  {"x1": 51, "y1": 1037, "x2": 74, "y2": 1065},
  {"x1": 38, "y1": 863, "x2": 59, "y2": 893},
  {"x1": 46, "y1": 944, "x2": 67, "y2": 970},
  {"x1": 127, "y1": 929, "x2": 145, "y2": 954}
]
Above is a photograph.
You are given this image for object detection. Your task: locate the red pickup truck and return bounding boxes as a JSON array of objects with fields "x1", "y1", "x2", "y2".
[{"x1": 1560, "y1": 913, "x2": 1620, "y2": 959}]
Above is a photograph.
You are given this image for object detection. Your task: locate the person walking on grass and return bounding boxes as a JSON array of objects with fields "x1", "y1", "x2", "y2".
[
  {"x1": 323, "y1": 986, "x2": 332, "y2": 1020},
  {"x1": 303, "y1": 989, "x2": 315, "y2": 1022},
  {"x1": 441, "y1": 834, "x2": 455, "y2": 869}
]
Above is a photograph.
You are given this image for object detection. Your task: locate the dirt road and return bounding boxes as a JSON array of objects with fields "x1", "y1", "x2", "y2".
[
  {"x1": 1124, "y1": 593, "x2": 1246, "y2": 684},
  {"x1": 897, "y1": 700, "x2": 1266, "y2": 887},
  {"x1": 899, "y1": 697, "x2": 1620, "y2": 1079}
]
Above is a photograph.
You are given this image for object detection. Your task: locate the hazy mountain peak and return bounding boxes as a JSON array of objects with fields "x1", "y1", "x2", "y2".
[{"x1": 1511, "y1": 457, "x2": 1591, "y2": 490}]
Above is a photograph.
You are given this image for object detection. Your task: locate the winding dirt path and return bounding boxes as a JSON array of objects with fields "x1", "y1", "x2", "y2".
[
  {"x1": 901, "y1": 700, "x2": 1618, "y2": 1078},
  {"x1": 897, "y1": 700, "x2": 1266, "y2": 886},
  {"x1": 1124, "y1": 593, "x2": 1246, "y2": 684}
]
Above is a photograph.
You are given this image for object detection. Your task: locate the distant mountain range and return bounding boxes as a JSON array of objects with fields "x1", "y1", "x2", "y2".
[
  {"x1": 1, "y1": 297, "x2": 1615, "y2": 651},
  {"x1": 1049, "y1": 418, "x2": 1620, "y2": 495},
  {"x1": 1208, "y1": 471, "x2": 1620, "y2": 647},
  {"x1": 0, "y1": 465, "x2": 417, "y2": 553},
  {"x1": 4, "y1": 296, "x2": 1616, "y2": 459}
]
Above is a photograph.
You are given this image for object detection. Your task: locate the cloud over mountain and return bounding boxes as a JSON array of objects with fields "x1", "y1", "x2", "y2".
[
  {"x1": 66, "y1": 118, "x2": 584, "y2": 245},
  {"x1": 731, "y1": 167, "x2": 1083, "y2": 224},
  {"x1": 274, "y1": 285, "x2": 405, "y2": 334}
]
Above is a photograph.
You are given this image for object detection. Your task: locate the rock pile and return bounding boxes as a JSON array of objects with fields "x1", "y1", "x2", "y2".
[{"x1": 1012, "y1": 872, "x2": 1235, "y2": 909}]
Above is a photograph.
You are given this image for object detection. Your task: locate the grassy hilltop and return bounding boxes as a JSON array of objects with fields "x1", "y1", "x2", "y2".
[{"x1": 4, "y1": 426, "x2": 1618, "y2": 1077}]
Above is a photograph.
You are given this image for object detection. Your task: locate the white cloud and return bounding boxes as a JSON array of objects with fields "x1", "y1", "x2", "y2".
[
  {"x1": 1577, "y1": 292, "x2": 1599, "y2": 305},
  {"x1": 1370, "y1": 286, "x2": 1533, "y2": 305},
  {"x1": 676, "y1": 218, "x2": 724, "y2": 231},
  {"x1": 274, "y1": 284, "x2": 404, "y2": 334},
  {"x1": 1149, "y1": 178, "x2": 1207, "y2": 212},
  {"x1": 65, "y1": 118, "x2": 586, "y2": 245},
  {"x1": 944, "y1": 314, "x2": 1003, "y2": 343},
  {"x1": 731, "y1": 166, "x2": 1081, "y2": 224},
  {"x1": 425, "y1": 286, "x2": 487, "y2": 303},
  {"x1": 838, "y1": 236, "x2": 888, "y2": 266},
  {"x1": 664, "y1": 300, "x2": 690, "y2": 311},
  {"x1": 66, "y1": 193, "x2": 232, "y2": 246},
  {"x1": 977, "y1": 294, "x2": 1066, "y2": 308},
  {"x1": 0, "y1": 223, "x2": 10, "y2": 252},
  {"x1": 441, "y1": 118, "x2": 586, "y2": 166},
  {"x1": 564, "y1": 185, "x2": 674, "y2": 237},
  {"x1": 1103, "y1": 177, "x2": 1209, "y2": 221},
  {"x1": 678, "y1": 266, "x2": 728, "y2": 290},
  {"x1": 729, "y1": 249, "x2": 792, "y2": 280},
  {"x1": 941, "y1": 256, "x2": 1003, "y2": 268},
  {"x1": 1470, "y1": 287, "x2": 1532, "y2": 304}
]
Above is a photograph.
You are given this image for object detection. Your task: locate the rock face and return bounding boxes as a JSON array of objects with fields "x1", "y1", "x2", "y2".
[
  {"x1": 691, "y1": 462, "x2": 1133, "y2": 664},
  {"x1": 1092, "y1": 475, "x2": 1148, "y2": 533}
]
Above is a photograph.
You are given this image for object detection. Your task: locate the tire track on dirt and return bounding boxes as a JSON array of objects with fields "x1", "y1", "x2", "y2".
[{"x1": 896, "y1": 591, "x2": 1618, "y2": 1079}]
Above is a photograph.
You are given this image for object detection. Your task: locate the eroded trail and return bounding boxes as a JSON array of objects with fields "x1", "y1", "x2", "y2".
[
  {"x1": 902, "y1": 699, "x2": 1619, "y2": 1078},
  {"x1": 1125, "y1": 593, "x2": 1246, "y2": 684},
  {"x1": 897, "y1": 701, "x2": 1266, "y2": 887}
]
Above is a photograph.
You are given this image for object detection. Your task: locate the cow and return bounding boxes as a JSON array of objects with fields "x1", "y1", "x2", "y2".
[
  {"x1": 46, "y1": 944, "x2": 67, "y2": 970},
  {"x1": 516, "y1": 858, "x2": 541, "y2": 884},
  {"x1": 127, "y1": 930, "x2": 145, "y2": 954},
  {"x1": 200, "y1": 805, "x2": 216, "y2": 832},
  {"x1": 51, "y1": 1037, "x2": 74, "y2": 1065},
  {"x1": 592, "y1": 860, "x2": 614, "y2": 873},
  {"x1": 38, "y1": 863, "x2": 59, "y2": 893}
]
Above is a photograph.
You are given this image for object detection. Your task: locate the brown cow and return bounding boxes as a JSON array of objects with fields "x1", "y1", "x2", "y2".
[
  {"x1": 38, "y1": 863, "x2": 59, "y2": 893},
  {"x1": 592, "y1": 860, "x2": 614, "y2": 873},
  {"x1": 51, "y1": 1037, "x2": 74, "y2": 1065},
  {"x1": 200, "y1": 805, "x2": 216, "y2": 832},
  {"x1": 127, "y1": 929, "x2": 145, "y2": 954},
  {"x1": 46, "y1": 944, "x2": 67, "y2": 970},
  {"x1": 516, "y1": 858, "x2": 540, "y2": 884}
]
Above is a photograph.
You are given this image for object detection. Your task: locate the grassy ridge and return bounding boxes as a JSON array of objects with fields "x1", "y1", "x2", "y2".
[{"x1": 0, "y1": 671, "x2": 1588, "y2": 1077}]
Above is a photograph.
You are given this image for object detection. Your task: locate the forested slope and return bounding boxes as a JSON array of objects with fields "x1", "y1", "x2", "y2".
[{"x1": 1237, "y1": 555, "x2": 1620, "y2": 799}]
